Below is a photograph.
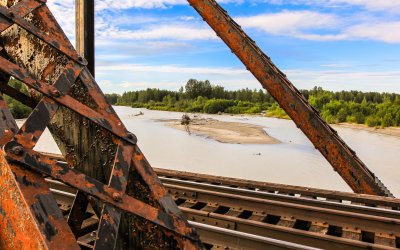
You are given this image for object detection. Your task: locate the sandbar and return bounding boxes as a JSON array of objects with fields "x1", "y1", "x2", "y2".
[{"x1": 159, "y1": 118, "x2": 281, "y2": 144}]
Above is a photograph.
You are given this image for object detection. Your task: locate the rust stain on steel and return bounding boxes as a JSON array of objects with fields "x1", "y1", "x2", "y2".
[
  {"x1": 3, "y1": 142, "x2": 202, "y2": 248},
  {"x1": 0, "y1": 153, "x2": 79, "y2": 249},
  {"x1": 187, "y1": 0, "x2": 392, "y2": 197},
  {"x1": 0, "y1": 56, "x2": 131, "y2": 141},
  {"x1": 0, "y1": 5, "x2": 82, "y2": 64},
  {"x1": 0, "y1": 154, "x2": 44, "y2": 250}
]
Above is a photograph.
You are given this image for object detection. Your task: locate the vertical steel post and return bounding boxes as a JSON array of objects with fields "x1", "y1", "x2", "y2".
[{"x1": 76, "y1": 0, "x2": 95, "y2": 76}]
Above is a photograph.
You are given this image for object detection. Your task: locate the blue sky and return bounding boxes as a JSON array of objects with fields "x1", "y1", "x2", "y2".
[{"x1": 48, "y1": 0, "x2": 400, "y2": 94}]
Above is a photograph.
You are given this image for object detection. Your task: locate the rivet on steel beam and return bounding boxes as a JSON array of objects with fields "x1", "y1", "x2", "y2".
[
  {"x1": 126, "y1": 133, "x2": 137, "y2": 144},
  {"x1": 112, "y1": 192, "x2": 122, "y2": 202},
  {"x1": 52, "y1": 89, "x2": 61, "y2": 97},
  {"x1": 10, "y1": 146, "x2": 24, "y2": 156},
  {"x1": 77, "y1": 56, "x2": 88, "y2": 66},
  {"x1": 8, "y1": 12, "x2": 14, "y2": 18}
]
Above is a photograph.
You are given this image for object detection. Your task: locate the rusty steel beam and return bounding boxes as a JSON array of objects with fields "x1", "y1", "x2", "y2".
[
  {"x1": 75, "y1": 0, "x2": 95, "y2": 76},
  {"x1": 48, "y1": 175, "x2": 400, "y2": 249},
  {"x1": 187, "y1": 0, "x2": 392, "y2": 197}
]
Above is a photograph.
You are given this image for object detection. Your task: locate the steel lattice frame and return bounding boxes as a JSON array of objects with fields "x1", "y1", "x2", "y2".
[
  {"x1": 0, "y1": 0, "x2": 394, "y2": 249},
  {"x1": 0, "y1": 0, "x2": 203, "y2": 249}
]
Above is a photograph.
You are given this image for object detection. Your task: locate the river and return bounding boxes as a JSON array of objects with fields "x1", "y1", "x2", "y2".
[{"x1": 30, "y1": 106, "x2": 400, "y2": 197}]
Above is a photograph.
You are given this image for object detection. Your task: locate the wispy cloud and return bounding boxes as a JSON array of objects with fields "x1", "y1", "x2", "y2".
[
  {"x1": 236, "y1": 10, "x2": 400, "y2": 43},
  {"x1": 329, "y1": 0, "x2": 400, "y2": 14},
  {"x1": 285, "y1": 69, "x2": 400, "y2": 93},
  {"x1": 94, "y1": 0, "x2": 242, "y2": 11},
  {"x1": 48, "y1": 0, "x2": 400, "y2": 45},
  {"x1": 236, "y1": 10, "x2": 345, "y2": 41},
  {"x1": 261, "y1": 0, "x2": 400, "y2": 14},
  {"x1": 321, "y1": 64, "x2": 351, "y2": 68},
  {"x1": 46, "y1": 0, "x2": 400, "y2": 94},
  {"x1": 237, "y1": 11, "x2": 339, "y2": 34},
  {"x1": 96, "y1": 62, "x2": 400, "y2": 94},
  {"x1": 97, "y1": 63, "x2": 248, "y2": 75},
  {"x1": 47, "y1": 0, "x2": 75, "y2": 39},
  {"x1": 97, "y1": 25, "x2": 216, "y2": 41},
  {"x1": 345, "y1": 21, "x2": 400, "y2": 43}
]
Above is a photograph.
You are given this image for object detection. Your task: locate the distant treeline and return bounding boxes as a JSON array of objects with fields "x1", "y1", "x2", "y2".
[{"x1": 106, "y1": 79, "x2": 400, "y2": 128}]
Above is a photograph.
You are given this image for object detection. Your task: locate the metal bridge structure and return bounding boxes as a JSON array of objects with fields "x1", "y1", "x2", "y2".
[{"x1": 0, "y1": 0, "x2": 398, "y2": 249}]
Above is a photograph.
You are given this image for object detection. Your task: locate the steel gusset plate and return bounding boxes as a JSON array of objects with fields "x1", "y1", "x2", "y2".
[{"x1": 0, "y1": 0, "x2": 203, "y2": 249}]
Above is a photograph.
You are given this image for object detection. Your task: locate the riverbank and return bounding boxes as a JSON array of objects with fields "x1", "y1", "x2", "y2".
[
  {"x1": 335, "y1": 123, "x2": 400, "y2": 138},
  {"x1": 260, "y1": 115, "x2": 400, "y2": 138},
  {"x1": 157, "y1": 118, "x2": 281, "y2": 144}
]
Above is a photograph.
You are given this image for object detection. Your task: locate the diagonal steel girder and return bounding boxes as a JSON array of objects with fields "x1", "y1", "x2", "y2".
[{"x1": 187, "y1": 0, "x2": 393, "y2": 197}]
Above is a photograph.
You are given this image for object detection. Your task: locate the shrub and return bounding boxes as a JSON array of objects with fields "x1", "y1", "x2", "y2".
[
  {"x1": 382, "y1": 113, "x2": 394, "y2": 128},
  {"x1": 366, "y1": 116, "x2": 380, "y2": 127},
  {"x1": 354, "y1": 112, "x2": 365, "y2": 124},
  {"x1": 203, "y1": 99, "x2": 236, "y2": 114},
  {"x1": 337, "y1": 108, "x2": 348, "y2": 123}
]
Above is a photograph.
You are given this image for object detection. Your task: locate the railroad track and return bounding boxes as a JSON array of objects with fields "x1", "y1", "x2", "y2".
[{"x1": 45, "y1": 165, "x2": 400, "y2": 249}]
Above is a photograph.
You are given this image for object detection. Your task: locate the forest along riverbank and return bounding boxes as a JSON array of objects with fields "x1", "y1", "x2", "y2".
[{"x1": 156, "y1": 118, "x2": 281, "y2": 144}]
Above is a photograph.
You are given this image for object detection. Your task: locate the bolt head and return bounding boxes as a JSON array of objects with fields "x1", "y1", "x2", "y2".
[
  {"x1": 126, "y1": 133, "x2": 137, "y2": 144},
  {"x1": 112, "y1": 192, "x2": 122, "y2": 202},
  {"x1": 52, "y1": 89, "x2": 61, "y2": 97},
  {"x1": 11, "y1": 146, "x2": 24, "y2": 156}
]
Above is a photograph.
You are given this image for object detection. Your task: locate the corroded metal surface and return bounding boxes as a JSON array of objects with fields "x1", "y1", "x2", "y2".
[
  {"x1": 187, "y1": 0, "x2": 392, "y2": 197},
  {"x1": 0, "y1": 0, "x2": 203, "y2": 248},
  {"x1": 0, "y1": 0, "x2": 395, "y2": 248},
  {"x1": 48, "y1": 169, "x2": 400, "y2": 249}
]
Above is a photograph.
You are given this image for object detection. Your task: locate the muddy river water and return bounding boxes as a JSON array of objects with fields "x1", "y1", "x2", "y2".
[{"x1": 29, "y1": 106, "x2": 400, "y2": 197}]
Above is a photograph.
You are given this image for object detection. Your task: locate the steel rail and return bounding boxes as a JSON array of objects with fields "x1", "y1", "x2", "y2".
[
  {"x1": 47, "y1": 176, "x2": 400, "y2": 221},
  {"x1": 185, "y1": 209, "x2": 394, "y2": 250},
  {"x1": 166, "y1": 184, "x2": 400, "y2": 235},
  {"x1": 186, "y1": 0, "x2": 392, "y2": 197},
  {"x1": 48, "y1": 179, "x2": 398, "y2": 250},
  {"x1": 41, "y1": 154, "x2": 400, "y2": 208},
  {"x1": 41, "y1": 155, "x2": 400, "y2": 208},
  {"x1": 49, "y1": 187, "x2": 318, "y2": 249},
  {"x1": 160, "y1": 177, "x2": 400, "y2": 220},
  {"x1": 189, "y1": 221, "x2": 320, "y2": 250},
  {"x1": 155, "y1": 168, "x2": 400, "y2": 208}
]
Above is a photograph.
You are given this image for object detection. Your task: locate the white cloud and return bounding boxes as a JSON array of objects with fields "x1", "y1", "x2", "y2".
[
  {"x1": 285, "y1": 69, "x2": 400, "y2": 93},
  {"x1": 321, "y1": 64, "x2": 351, "y2": 68},
  {"x1": 96, "y1": 62, "x2": 400, "y2": 94},
  {"x1": 345, "y1": 22, "x2": 400, "y2": 43},
  {"x1": 261, "y1": 0, "x2": 400, "y2": 14},
  {"x1": 235, "y1": 10, "x2": 347, "y2": 41},
  {"x1": 47, "y1": 0, "x2": 75, "y2": 39},
  {"x1": 48, "y1": 0, "x2": 400, "y2": 44},
  {"x1": 236, "y1": 10, "x2": 400, "y2": 43},
  {"x1": 97, "y1": 25, "x2": 216, "y2": 41},
  {"x1": 95, "y1": 0, "x2": 185, "y2": 10},
  {"x1": 329, "y1": 0, "x2": 400, "y2": 14},
  {"x1": 236, "y1": 11, "x2": 339, "y2": 35},
  {"x1": 97, "y1": 63, "x2": 248, "y2": 75},
  {"x1": 95, "y1": 0, "x2": 241, "y2": 11}
]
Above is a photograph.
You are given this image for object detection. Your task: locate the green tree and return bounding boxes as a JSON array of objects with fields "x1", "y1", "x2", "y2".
[{"x1": 185, "y1": 79, "x2": 212, "y2": 99}]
